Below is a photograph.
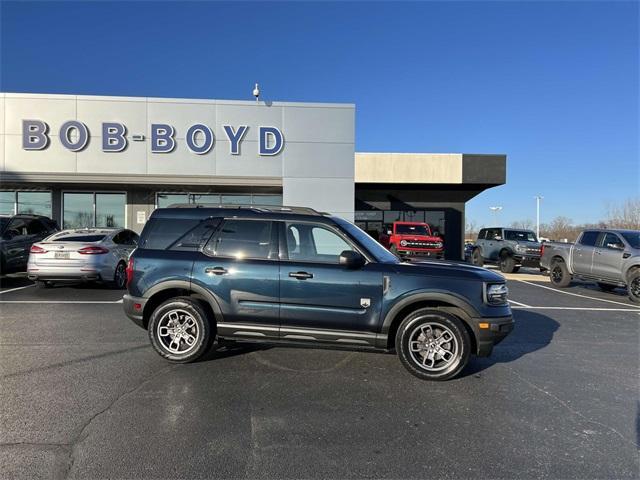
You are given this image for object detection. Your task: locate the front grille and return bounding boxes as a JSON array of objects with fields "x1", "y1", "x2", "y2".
[{"x1": 402, "y1": 241, "x2": 442, "y2": 249}]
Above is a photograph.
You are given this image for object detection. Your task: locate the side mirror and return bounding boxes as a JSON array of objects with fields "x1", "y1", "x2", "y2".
[
  {"x1": 494, "y1": 236, "x2": 502, "y2": 241},
  {"x1": 339, "y1": 250, "x2": 365, "y2": 269},
  {"x1": 387, "y1": 230, "x2": 392, "y2": 235},
  {"x1": 607, "y1": 242, "x2": 623, "y2": 250}
]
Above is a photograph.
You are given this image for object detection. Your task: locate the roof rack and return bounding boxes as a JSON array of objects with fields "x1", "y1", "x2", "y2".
[{"x1": 166, "y1": 203, "x2": 325, "y2": 216}]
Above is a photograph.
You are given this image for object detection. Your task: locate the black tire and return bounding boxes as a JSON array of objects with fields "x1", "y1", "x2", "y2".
[
  {"x1": 35, "y1": 280, "x2": 53, "y2": 288},
  {"x1": 471, "y1": 248, "x2": 484, "y2": 267},
  {"x1": 112, "y1": 261, "x2": 127, "y2": 289},
  {"x1": 395, "y1": 309, "x2": 471, "y2": 381},
  {"x1": 627, "y1": 269, "x2": 640, "y2": 304},
  {"x1": 499, "y1": 253, "x2": 517, "y2": 273},
  {"x1": 148, "y1": 297, "x2": 214, "y2": 363},
  {"x1": 597, "y1": 282, "x2": 616, "y2": 292},
  {"x1": 549, "y1": 260, "x2": 571, "y2": 288},
  {"x1": 512, "y1": 266, "x2": 520, "y2": 273},
  {"x1": 390, "y1": 244, "x2": 399, "y2": 255}
]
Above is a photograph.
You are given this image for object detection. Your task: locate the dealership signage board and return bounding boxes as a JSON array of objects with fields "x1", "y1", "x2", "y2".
[{"x1": 22, "y1": 120, "x2": 284, "y2": 156}]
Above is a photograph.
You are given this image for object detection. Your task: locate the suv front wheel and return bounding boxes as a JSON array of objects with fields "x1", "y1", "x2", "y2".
[
  {"x1": 148, "y1": 297, "x2": 214, "y2": 363},
  {"x1": 395, "y1": 309, "x2": 470, "y2": 381}
]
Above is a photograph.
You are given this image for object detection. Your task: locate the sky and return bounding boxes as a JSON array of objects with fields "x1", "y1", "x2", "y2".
[{"x1": 1, "y1": 1, "x2": 638, "y2": 227}]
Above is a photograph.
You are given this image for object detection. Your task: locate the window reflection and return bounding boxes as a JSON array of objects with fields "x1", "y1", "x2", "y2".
[
  {"x1": 63, "y1": 193, "x2": 94, "y2": 229},
  {"x1": 96, "y1": 193, "x2": 125, "y2": 228}
]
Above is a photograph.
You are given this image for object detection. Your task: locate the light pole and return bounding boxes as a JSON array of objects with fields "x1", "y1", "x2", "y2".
[
  {"x1": 534, "y1": 196, "x2": 543, "y2": 239},
  {"x1": 489, "y1": 206, "x2": 502, "y2": 225}
]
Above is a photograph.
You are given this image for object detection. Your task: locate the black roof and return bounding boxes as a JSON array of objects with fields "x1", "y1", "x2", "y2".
[{"x1": 151, "y1": 204, "x2": 332, "y2": 222}]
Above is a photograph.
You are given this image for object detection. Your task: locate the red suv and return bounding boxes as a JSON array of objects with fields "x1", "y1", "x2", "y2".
[{"x1": 383, "y1": 222, "x2": 444, "y2": 258}]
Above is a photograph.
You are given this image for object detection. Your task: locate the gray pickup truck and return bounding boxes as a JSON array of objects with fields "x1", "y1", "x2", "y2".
[
  {"x1": 540, "y1": 229, "x2": 640, "y2": 304},
  {"x1": 471, "y1": 227, "x2": 542, "y2": 273}
]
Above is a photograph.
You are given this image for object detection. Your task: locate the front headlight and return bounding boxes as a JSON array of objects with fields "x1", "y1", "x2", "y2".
[{"x1": 486, "y1": 283, "x2": 508, "y2": 305}]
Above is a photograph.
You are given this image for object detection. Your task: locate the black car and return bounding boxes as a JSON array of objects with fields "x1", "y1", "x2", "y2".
[
  {"x1": 124, "y1": 205, "x2": 513, "y2": 381},
  {"x1": 0, "y1": 214, "x2": 59, "y2": 275}
]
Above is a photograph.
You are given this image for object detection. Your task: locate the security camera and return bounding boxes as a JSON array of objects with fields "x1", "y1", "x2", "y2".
[{"x1": 253, "y1": 83, "x2": 260, "y2": 102}]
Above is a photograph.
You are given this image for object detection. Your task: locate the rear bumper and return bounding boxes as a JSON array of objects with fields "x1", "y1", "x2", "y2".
[
  {"x1": 473, "y1": 315, "x2": 514, "y2": 357},
  {"x1": 27, "y1": 263, "x2": 114, "y2": 282},
  {"x1": 123, "y1": 294, "x2": 147, "y2": 329}
]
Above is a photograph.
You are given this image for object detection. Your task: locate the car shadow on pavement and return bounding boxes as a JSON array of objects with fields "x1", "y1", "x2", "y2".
[
  {"x1": 461, "y1": 310, "x2": 560, "y2": 377},
  {"x1": 198, "y1": 341, "x2": 272, "y2": 363},
  {"x1": 0, "y1": 273, "x2": 33, "y2": 289}
]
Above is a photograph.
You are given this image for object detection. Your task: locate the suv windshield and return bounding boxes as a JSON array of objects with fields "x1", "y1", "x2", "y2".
[
  {"x1": 504, "y1": 230, "x2": 538, "y2": 242},
  {"x1": 396, "y1": 224, "x2": 430, "y2": 236},
  {"x1": 333, "y1": 217, "x2": 399, "y2": 264},
  {"x1": 621, "y1": 231, "x2": 640, "y2": 249}
]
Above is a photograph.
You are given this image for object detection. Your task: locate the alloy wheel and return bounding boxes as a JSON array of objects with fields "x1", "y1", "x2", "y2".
[
  {"x1": 156, "y1": 309, "x2": 200, "y2": 354},
  {"x1": 408, "y1": 321, "x2": 459, "y2": 371},
  {"x1": 551, "y1": 266, "x2": 563, "y2": 283},
  {"x1": 115, "y1": 263, "x2": 126, "y2": 288}
]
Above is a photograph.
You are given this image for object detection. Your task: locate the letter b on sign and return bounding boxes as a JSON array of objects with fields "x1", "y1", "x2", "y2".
[
  {"x1": 23, "y1": 120, "x2": 49, "y2": 150},
  {"x1": 102, "y1": 123, "x2": 128, "y2": 152},
  {"x1": 151, "y1": 124, "x2": 176, "y2": 153}
]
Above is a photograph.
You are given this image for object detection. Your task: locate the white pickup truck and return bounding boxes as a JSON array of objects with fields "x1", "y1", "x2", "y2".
[{"x1": 540, "y1": 229, "x2": 640, "y2": 303}]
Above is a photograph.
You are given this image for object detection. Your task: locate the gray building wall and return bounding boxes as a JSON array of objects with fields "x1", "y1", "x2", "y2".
[{"x1": 0, "y1": 93, "x2": 355, "y2": 220}]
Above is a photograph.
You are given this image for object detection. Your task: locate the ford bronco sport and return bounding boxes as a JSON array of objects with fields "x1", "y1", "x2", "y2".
[
  {"x1": 471, "y1": 227, "x2": 542, "y2": 273},
  {"x1": 123, "y1": 205, "x2": 513, "y2": 381}
]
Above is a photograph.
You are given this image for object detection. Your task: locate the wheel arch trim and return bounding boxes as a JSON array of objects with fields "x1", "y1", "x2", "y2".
[{"x1": 142, "y1": 280, "x2": 223, "y2": 325}]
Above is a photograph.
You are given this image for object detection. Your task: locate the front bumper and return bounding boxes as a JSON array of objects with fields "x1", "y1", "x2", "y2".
[
  {"x1": 473, "y1": 315, "x2": 514, "y2": 357},
  {"x1": 123, "y1": 294, "x2": 147, "y2": 329},
  {"x1": 514, "y1": 255, "x2": 541, "y2": 268},
  {"x1": 399, "y1": 249, "x2": 444, "y2": 258}
]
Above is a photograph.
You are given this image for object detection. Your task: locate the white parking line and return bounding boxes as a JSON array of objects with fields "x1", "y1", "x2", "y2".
[
  {"x1": 0, "y1": 299, "x2": 123, "y2": 304},
  {"x1": 508, "y1": 299, "x2": 532, "y2": 308},
  {"x1": 517, "y1": 279, "x2": 640, "y2": 309},
  {"x1": 0, "y1": 284, "x2": 35, "y2": 295},
  {"x1": 511, "y1": 306, "x2": 640, "y2": 312}
]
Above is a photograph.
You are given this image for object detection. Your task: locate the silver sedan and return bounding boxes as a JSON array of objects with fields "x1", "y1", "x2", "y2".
[{"x1": 27, "y1": 228, "x2": 139, "y2": 288}]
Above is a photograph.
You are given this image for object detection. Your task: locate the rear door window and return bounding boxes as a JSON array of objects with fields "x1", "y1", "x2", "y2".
[
  {"x1": 204, "y1": 219, "x2": 275, "y2": 259},
  {"x1": 139, "y1": 218, "x2": 214, "y2": 250},
  {"x1": 579, "y1": 231, "x2": 599, "y2": 247}
]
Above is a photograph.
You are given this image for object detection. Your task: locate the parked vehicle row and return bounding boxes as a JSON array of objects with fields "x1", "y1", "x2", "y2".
[
  {"x1": 123, "y1": 205, "x2": 513, "y2": 381},
  {"x1": 540, "y1": 228, "x2": 640, "y2": 303}
]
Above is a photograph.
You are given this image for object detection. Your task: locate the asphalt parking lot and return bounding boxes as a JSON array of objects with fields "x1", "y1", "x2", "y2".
[{"x1": 1, "y1": 270, "x2": 638, "y2": 479}]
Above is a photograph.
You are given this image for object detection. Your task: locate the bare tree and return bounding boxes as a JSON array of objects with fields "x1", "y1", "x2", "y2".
[
  {"x1": 465, "y1": 219, "x2": 478, "y2": 240},
  {"x1": 509, "y1": 219, "x2": 534, "y2": 230},
  {"x1": 541, "y1": 216, "x2": 582, "y2": 242},
  {"x1": 605, "y1": 197, "x2": 640, "y2": 229}
]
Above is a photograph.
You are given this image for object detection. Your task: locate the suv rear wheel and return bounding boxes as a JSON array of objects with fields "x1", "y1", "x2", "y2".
[
  {"x1": 395, "y1": 309, "x2": 470, "y2": 381},
  {"x1": 148, "y1": 297, "x2": 214, "y2": 362}
]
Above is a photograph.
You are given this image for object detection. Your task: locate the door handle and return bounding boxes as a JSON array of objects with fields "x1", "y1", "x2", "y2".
[
  {"x1": 205, "y1": 267, "x2": 228, "y2": 275},
  {"x1": 289, "y1": 271, "x2": 313, "y2": 280},
  {"x1": 595, "y1": 250, "x2": 602, "y2": 255}
]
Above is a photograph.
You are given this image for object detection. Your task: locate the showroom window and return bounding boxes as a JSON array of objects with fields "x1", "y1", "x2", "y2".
[
  {"x1": 156, "y1": 192, "x2": 282, "y2": 209},
  {"x1": 0, "y1": 191, "x2": 52, "y2": 217},
  {"x1": 62, "y1": 192, "x2": 126, "y2": 229}
]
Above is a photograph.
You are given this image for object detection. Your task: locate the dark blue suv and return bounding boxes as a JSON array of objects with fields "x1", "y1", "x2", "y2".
[{"x1": 124, "y1": 205, "x2": 513, "y2": 380}]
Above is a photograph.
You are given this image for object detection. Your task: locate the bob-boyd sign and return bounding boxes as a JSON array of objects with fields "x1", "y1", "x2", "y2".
[{"x1": 21, "y1": 120, "x2": 284, "y2": 156}]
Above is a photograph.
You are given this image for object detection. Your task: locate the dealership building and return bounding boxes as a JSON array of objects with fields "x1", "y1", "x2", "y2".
[{"x1": 0, "y1": 92, "x2": 506, "y2": 260}]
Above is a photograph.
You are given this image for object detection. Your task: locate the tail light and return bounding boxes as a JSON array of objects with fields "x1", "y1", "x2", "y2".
[
  {"x1": 78, "y1": 246, "x2": 110, "y2": 255},
  {"x1": 126, "y1": 257, "x2": 134, "y2": 287},
  {"x1": 540, "y1": 244, "x2": 545, "y2": 256},
  {"x1": 30, "y1": 245, "x2": 48, "y2": 254}
]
